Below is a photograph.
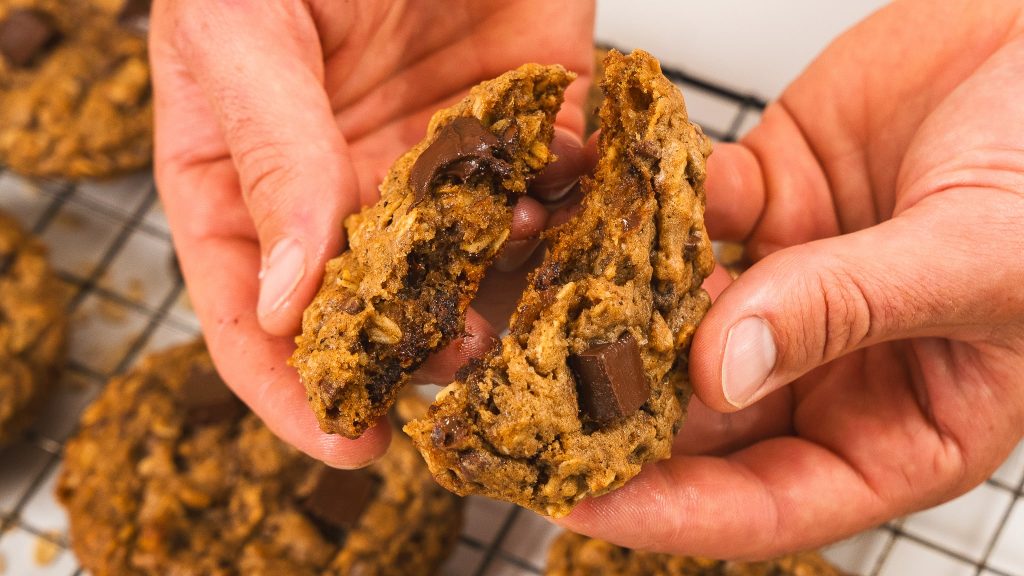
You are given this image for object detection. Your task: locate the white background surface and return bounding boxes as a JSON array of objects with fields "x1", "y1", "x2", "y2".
[{"x1": 596, "y1": 0, "x2": 890, "y2": 99}]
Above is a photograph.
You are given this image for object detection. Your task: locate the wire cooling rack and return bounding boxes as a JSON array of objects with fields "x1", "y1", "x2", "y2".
[{"x1": 0, "y1": 60, "x2": 1022, "y2": 576}]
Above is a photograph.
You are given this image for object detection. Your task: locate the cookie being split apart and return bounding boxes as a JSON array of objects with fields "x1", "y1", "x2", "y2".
[
  {"x1": 405, "y1": 49, "x2": 714, "y2": 517},
  {"x1": 0, "y1": 209, "x2": 66, "y2": 444},
  {"x1": 58, "y1": 341, "x2": 463, "y2": 576},
  {"x1": 0, "y1": 0, "x2": 152, "y2": 179},
  {"x1": 291, "y1": 64, "x2": 574, "y2": 438},
  {"x1": 545, "y1": 532, "x2": 847, "y2": 576}
]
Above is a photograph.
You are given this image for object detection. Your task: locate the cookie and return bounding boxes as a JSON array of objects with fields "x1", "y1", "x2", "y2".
[
  {"x1": 291, "y1": 64, "x2": 574, "y2": 438},
  {"x1": 583, "y1": 46, "x2": 611, "y2": 136},
  {"x1": 58, "y1": 341, "x2": 463, "y2": 575},
  {"x1": 0, "y1": 0, "x2": 152, "y2": 179},
  {"x1": 405, "y1": 49, "x2": 714, "y2": 517},
  {"x1": 545, "y1": 532, "x2": 846, "y2": 576},
  {"x1": 0, "y1": 209, "x2": 66, "y2": 444}
]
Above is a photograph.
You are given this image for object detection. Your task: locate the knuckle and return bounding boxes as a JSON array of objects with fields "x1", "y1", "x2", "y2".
[
  {"x1": 802, "y1": 259, "x2": 875, "y2": 365},
  {"x1": 237, "y1": 143, "x2": 301, "y2": 223}
]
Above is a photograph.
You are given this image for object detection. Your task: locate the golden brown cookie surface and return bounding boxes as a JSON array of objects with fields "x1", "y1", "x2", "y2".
[
  {"x1": 406, "y1": 50, "x2": 714, "y2": 517},
  {"x1": 0, "y1": 209, "x2": 66, "y2": 444},
  {"x1": 0, "y1": 0, "x2": 152, "y2": 179},
  {"x1": 58, "y1": 341, "x2": 463, "y2": 575}
]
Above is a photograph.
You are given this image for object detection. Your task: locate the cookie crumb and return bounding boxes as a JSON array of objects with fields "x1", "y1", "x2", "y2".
[{"x1": 33, "y1": 535, "x2": 60, "y2": 566}]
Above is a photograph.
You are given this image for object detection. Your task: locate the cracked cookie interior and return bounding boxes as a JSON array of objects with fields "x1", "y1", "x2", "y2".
[
  {"x1": 291, "y1": 64, "x2": 574, "y2": 438},
  {"x1": 405, "y1": 49, "x2": 714, "y2": 517}
]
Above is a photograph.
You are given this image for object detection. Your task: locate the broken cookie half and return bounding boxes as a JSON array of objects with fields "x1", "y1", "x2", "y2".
[
  {"x1": 291, "y1": 64, "x2": 574, "y2": 438},
  {"x1": 405, "y1": 49, "x2": 714, "y2": 517}
]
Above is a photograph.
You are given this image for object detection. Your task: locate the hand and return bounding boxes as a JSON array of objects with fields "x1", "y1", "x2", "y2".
[
  {"x1": 150, "y1": 0, "x2": 594, "y2": 467},
  {"x1": 560, "y1": 0, "x2": 1024, "y2": 558}
]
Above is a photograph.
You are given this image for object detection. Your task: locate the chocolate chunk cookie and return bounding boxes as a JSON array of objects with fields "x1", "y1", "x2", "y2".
[
  {"x1": 0, "y1": 209, "x2": 66, "y2": 444},
  {"x1": 545, "y1": 532, "x2": 847, "y2": 576},
  {"x1": 291, "y1": 64, "x2": 574, "y2": 438},
  {"x1": 0, "y1": 0, "x2": 152, "y2": 179},
  {"x1": 58, "y1": 341, "x2": 463, "y2": 575},
  {"x1": 405, "y1": 50, "x2": 714, "y2": 517}
]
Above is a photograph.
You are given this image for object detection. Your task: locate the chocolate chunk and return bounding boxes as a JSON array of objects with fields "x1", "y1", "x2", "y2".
[
  {"x1": 302, "y1": 467, "x2": 377, "y2": 532},
  {"x1": 180, "y1": 364, "x2": 245, "y2": 425},
  {"x1": 409, "y1": 117, "x2": 515, "y2": 204},
  {"x1": 569, "y1": 333, "x2": 649, "y2": 425},
  {"x1": 431, "y1": 415, "x2": 468, "y2": 448},
  {"x1": 118, "y1": 0, "x2": 150, "y2": 35},
  {"x1": 0, "y1": 10, "x2": 59, "y2": 68}
]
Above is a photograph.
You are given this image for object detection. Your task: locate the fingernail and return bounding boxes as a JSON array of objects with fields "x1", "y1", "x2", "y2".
[
  {"x1": 257, "y1": 237, "x2": 305, "y2": 319},
  {"x1": 721, "y1": 316, "x2": 777, "y2": 408}
]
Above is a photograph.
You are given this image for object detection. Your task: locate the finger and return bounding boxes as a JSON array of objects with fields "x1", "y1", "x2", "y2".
[
  {"x1": 674, "y1": 389, "x2": 793, "y2": 457},
  {"x1": 546, "y1": 183, "x2": 585, "y2": 228},
  {"x1": 703, "y1": 142, "x2": 765, "y2": 242},
  {"x1": 494, "y1": 196, "x2": 549, "y2": 271},
  {"x1": 171, "y1": 224, "x2": 390, "y2": 468},
  {"x1": 170, "y1": 1, "x2": 359, "y2": 337},
  {"x1": 703, "y1": 105, "x2": 837, "y2": 260},
  {"x1": 532, "y1": 126, "x2": 587, "y2": 203},
  {"x1": 690, "y1": 194, "x2": 1022, "y2": 412},
  {"x1": 411, "y1": 307, "x2": 498, "y2": 385},
  {"x1": 557, "y1": 438, "x2": 888, "y2": 559}
]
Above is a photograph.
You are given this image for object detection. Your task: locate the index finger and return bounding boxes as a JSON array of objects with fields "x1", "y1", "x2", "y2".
[{"x1": 163, "y1": 163, "x2": 391, "y2": 467}]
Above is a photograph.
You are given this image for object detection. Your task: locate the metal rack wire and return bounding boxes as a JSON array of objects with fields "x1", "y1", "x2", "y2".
[{"x1": 0, "y1": 60, "x2": 1020, "y2": 576}]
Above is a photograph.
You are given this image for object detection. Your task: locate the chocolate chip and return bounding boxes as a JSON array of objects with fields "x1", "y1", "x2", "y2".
[
  {"x1": 456, "y1": 451, "x2": 492, "y2": 482},
  {"x1": 431, "y1": 416, "x2": 468, "y2": 448},
  {"x1": 118, "y1": 0, "x2": 150, "y2": 35},
  {"x1": 302, "y1": 467, "x2": 377, "y2": 532},
  {"x1": 0, "y1": 10, "x2": 59, "y2": 68},
  {"x1": 569, "y1": 333, "x2": 649, "y2": 426},
  {"x1": 179, "y1": 363, "x2": 245, "y2": 425},
  {"x1": 409, "y1": 117, "x2": 515, "y2": 204}
]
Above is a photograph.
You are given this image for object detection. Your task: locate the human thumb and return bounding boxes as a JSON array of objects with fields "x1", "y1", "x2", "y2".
[
  {"x1": 170, "y1": 1, "x2": 357, "y2": 336},
  {"x1": 690, "y1": 201, "x2": 1014, "y2": 411}
]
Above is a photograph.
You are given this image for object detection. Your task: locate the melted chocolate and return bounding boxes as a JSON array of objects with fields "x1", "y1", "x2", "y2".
[{"x1": 409, "y1": 117, "x2": 516, "y2": 204}]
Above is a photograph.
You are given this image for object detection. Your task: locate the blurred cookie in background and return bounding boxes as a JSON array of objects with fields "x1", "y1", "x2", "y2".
[
  {"x1": 546, "y1": 531, "x2": 847, "y2": 576},
  {"x1": 58, "y1": 340, "x2": 463, "y2": 575},
  {"x1": 0, "y1": 0, "x2": 152, "y2": 179}
]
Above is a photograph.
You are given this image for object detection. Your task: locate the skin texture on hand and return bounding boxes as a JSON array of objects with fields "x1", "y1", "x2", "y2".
[
  {"x1": 150, "y1": 0, "x2": 593, "y2": 467},
  {"x1": 559, "y1": 0, "x2": 1024, "y2": 559}
]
